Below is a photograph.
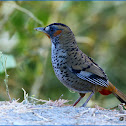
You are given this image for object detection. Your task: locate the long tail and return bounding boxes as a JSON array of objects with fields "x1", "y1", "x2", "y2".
[{"x1": 109, "y1": 81, "x2": 126, "y2": 104}]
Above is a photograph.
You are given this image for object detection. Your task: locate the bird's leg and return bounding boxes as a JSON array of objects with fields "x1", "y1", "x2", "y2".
[
  {"x1": 81, "y1": 91, "x2": 94, "y2": 107},
  {"x1": 73, "y1": 93, "x2": 85, "y2": 106}
]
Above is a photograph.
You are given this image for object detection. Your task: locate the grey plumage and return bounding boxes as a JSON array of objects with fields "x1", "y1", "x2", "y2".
[{"x1": 50, "y1": 25, "x2": 109, "y2": 93}]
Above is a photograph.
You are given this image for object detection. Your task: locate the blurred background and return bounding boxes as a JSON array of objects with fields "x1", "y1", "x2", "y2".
[{"x1": 0, "y1": 1, "x2": 126, "y2": 108}]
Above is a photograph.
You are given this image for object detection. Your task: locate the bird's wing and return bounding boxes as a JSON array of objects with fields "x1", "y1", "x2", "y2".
[{"x1": 67, "y1": 50, "x2": 109, "y2": 87}]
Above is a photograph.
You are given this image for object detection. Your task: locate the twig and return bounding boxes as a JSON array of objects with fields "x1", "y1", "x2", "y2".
[
  {"x1": 75, "y1": 110, "x2": 89, "y2": 117},
  {"x1": 28, "y1": 96, "x2": 49, "y2": 103},
  {"x1": 22, "y1": 88, "x2": 29, "y2": 104},
  {"x1": 4, "y1": 56, "x2": 11, "y2": 102},
  {"x1": 27, "y1": 107, "x2": 53, "y2": 110},
  {"x1": 5, "y1": 2, "x2": 43, "y2": 25},
  {"x1": 115, "y1": 114, "x2": 126, "y2": 117},
  {"x1": 33, "y1": 112, "x2": 50, "y2": 121},
  {"x1": 104, "y1": 115, "x2": 112, "y2": 120},
  {"x1": 0, "y1": 52, "x2": 11, "y2": 102}
]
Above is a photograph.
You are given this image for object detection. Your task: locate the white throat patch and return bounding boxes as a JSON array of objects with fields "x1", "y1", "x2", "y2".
[{"x1": 45, "y1": 26, "x2": 50, "y2": 31}]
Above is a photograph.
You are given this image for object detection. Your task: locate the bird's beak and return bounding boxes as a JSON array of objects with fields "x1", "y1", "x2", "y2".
[
  {"x1": 34, "y1": 27, "x2": 50, "y2": 38},
  {"x1": 34, "y1": 27, "x2": 46, "y2": 33}
]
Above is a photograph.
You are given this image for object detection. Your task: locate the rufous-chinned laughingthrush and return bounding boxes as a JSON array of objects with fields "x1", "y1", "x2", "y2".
[{"x1": 35, "y1": 23, "x2": 126, "y2": 107}]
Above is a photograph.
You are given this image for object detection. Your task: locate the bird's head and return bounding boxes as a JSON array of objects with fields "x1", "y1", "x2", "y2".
[
  {"x1": 35, "y1": 23, "x2": 76, "y2": 47},
  {"x1": 36, "y1": 23, "x2": 74, "y2": 40}
]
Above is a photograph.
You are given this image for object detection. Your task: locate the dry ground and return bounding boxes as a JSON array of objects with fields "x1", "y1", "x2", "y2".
[{"x1": 0, "y1": 99, "x2": 126, "y2": 125}]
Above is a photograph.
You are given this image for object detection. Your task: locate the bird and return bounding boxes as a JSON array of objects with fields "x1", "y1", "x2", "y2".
[{"x1": 35, "y1": 23, "x2": 126, "y2": 107}]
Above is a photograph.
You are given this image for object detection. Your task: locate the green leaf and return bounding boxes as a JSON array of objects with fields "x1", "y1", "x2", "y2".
[{"x1": 0, "y1": 52, "x2": 16, "y2": 73}]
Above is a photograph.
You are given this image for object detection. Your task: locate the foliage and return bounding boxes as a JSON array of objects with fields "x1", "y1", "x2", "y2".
[{"x1": 0, "y1": 1, "x2": 126, "y2": 108}]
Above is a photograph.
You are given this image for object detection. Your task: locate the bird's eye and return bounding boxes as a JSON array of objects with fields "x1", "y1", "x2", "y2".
[{"x1": 50, "y1": 27, "x2": 53, "y2": 31}]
